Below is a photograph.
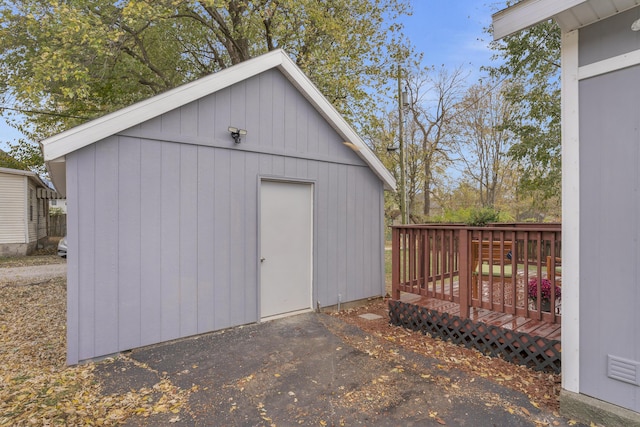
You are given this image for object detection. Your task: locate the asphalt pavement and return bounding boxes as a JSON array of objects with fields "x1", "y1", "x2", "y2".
[{"x1": 94, "y1": 312, "x2": 584, "y2": 426}]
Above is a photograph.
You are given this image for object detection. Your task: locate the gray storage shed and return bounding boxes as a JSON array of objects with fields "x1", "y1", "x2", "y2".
[
  {"x1": 42, "y1": 49, "x2": 396, "y2": 365},
  {"x1": 494, "y1": 0, "x2": 640, "y2": 422}
]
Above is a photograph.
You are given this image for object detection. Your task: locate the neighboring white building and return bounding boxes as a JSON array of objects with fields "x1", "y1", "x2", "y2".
[
  {"x1": 494, "y1": 1, "x2": 640, "y2": 425},
  {"x1": 0, "y1": 167, "x2": 59, "y2": 255}
]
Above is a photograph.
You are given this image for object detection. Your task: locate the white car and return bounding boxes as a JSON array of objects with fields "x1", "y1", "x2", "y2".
[{"x1": 58, "y1": 236, "x2": 67, "y2": 258}]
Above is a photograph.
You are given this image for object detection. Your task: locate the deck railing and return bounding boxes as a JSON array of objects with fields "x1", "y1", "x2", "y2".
[{"x1": 391, "y1": 223, "x2": 562, "y2": 324}]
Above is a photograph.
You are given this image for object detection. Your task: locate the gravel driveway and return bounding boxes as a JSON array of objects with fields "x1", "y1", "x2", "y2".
[{"x1": 0, "y1": 262, "x2": 66, "y2": 285}]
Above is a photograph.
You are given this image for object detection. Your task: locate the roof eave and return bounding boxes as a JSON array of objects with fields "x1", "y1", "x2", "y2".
[{"x1": 492, "y1": 0, "x2": 587, "y2": 40}]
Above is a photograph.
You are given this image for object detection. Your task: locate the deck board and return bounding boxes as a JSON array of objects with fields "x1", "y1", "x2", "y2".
[{"x1": 399, "y1": 291, "x2": 561, "y2": 343}]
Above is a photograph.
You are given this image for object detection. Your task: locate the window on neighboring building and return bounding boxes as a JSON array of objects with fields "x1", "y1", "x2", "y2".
[{"x1": 29, "y1": 189, "x2": 33, "y2": 221}]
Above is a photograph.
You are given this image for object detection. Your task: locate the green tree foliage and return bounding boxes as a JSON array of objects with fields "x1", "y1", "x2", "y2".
[
  {"x1": 487, "y1": 20, "x2": 561, "y2": 202},
  {"x1": 0, "y1": 148, "x2": 28, "y2": 170},
  {"x1": 429, "y1": 205, "x2": 513, "y2": 226},
  {"x1": 5, "y1": 140, "x2": 44, "y2": 174},
  {"x1": 0, "y1": 0, "x2": 412, "y2": 152}
]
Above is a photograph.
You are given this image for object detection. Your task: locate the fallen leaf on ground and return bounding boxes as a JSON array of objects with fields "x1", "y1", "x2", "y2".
[
  {"x1": 0, "y1": 275, "x2": 191, "y2": 426},
  {"x1": 334, "y1": 299, "x2": 562, "y2": 412}
]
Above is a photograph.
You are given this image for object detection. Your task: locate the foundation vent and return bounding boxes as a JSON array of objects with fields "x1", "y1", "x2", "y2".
[{"x1": 607, "y1": 355, "x2": 640, "y2": 386}]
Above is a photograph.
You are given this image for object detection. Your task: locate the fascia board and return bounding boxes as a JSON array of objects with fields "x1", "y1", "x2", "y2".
[
  {"x1": 0, "y1": 166, "x2": 37, "y2": 178},
  {"x1": 492, "y1": 0, "x2": 587, "y2": 40}
]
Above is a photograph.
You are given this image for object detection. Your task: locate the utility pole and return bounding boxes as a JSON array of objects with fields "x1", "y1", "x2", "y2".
[{"x1": 397, "y1": 64, "x2": 407, "y2": 224}]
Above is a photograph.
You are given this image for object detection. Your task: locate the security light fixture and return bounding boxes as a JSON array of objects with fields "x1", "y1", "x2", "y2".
[
  {"x1": 632, "y1": 19, "x2": 640, "y2": 31},
  {"x1": 228, "y1": 126, "x2": 247, "y2": 143}
]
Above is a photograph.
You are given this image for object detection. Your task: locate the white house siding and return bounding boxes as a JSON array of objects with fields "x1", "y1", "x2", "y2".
[
  {"x1": 66, "y1": 69, "x2": 385, "y2": 364},
  {"x1": 578, "y1": 7, "x2": 640, "y2": 413},
  {"x1": 26, "y1": 181, "x2": 48, "y2": 243},
  {"x1": 0, "y1": 172, "x2": 26, "y2": 244}
]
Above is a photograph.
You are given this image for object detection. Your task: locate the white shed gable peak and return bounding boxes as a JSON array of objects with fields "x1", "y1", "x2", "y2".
[
  {"x1": 493, "y1": 0, "x2": 640, "y2": 39},
  {"x1": 41, "y1": 49, "x2": 396, "y2": 191}
]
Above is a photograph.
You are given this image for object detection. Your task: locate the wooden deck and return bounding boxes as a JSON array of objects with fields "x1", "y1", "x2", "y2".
[
  {"x1": 390, "y1": 291, "x2": 562, "y2": 372},
  {"x1": 398, "y1": 292, "x2": 561, "y2": 342},
  {"x1": 390, "y1": 224, "x2": 563, "y2": 372}
]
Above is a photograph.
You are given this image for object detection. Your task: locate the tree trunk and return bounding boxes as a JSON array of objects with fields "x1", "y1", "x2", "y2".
[{"x1": 423, "y1": 161, "x2": 431, "y2": 216}]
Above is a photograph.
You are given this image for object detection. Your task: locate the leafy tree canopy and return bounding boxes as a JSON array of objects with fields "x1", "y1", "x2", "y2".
[
  {"x1": 487, "y1": 20, "x2": 561, "y2": 201},
  {"x1": 0, "y1": 0, "x2": 412, "y2": 147},
  {"x1": 0, "y1": 148, "x2": 28, "y2": 170}
]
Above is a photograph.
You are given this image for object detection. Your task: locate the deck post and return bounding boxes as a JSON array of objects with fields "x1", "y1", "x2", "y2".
[
  {"x1": 391, "y1": 226, "x2": 400, "y2": 300},
  {"x1": 459, "y1": 228, "x2": 470, "y2": 318}
]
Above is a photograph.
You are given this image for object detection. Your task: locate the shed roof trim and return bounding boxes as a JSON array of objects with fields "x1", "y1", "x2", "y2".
[
  {"x1": 41, "y1": 49, "x2": 396, "y2": 191},
  {"x1": 493, "y1": 0, "x2": 640, "y2": 39},
  {"x1": 492, "y1": 0, "x2": 586, "y2": 39}
]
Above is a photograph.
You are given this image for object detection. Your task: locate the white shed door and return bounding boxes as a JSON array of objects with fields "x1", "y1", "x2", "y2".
[{"x1": 260, "y1": 180, "x2": 313, "y2": 319}]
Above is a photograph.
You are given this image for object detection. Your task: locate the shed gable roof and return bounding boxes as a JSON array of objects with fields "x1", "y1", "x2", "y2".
[
  {"x1": 493, "y1": 0, "x2": 640, "y2": 39},
  {"x1": 41, "y1": 49, "x2": 396, "y2": 191}
]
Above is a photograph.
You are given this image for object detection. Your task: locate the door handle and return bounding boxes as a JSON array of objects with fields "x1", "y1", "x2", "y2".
[{"x1": 260, "y1": 257, "x2": 266, "y2": 263}]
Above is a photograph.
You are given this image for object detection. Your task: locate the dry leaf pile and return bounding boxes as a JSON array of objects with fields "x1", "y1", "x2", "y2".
[
  {"x1": 334, "y1": 299, "x2": 562, "y2": 412},
  {"x1": 0, "y1": 255, "x2": 65, "y2": 269},
  {"x1": 0, "y1": 278, "x2": 190, "y2": 426}
]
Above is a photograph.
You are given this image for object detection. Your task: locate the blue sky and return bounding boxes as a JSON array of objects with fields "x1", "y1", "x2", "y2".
[
  {"x1": 401, "y1": 1, "x2": 503, "y2": 76},
  {"x1": 0, "y1": 1, "x2": 505, "y2": 152}
]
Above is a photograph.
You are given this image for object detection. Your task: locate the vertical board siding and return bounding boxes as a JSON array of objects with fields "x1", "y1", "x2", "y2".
[
  {"x1": 66, "y1": 154, "x2": 80, "y2": 364},
  {"x1": 75, "y1": 147, "x2": 96, "y2": 361},
  {"x1": 93, "y1": 138, "x2": 119, "y2": 357},
  {"x1": 245, "y1": 76, "x2": 260, "y2": 144},
  {"x1": 180, "y1": 102, "x2": 199, "y2": 138},
  {"x1": 243, "y1": 153, "x2": 260, "y2": 321},
  {"x1": 160, "y1": 142, "x2": 181, "y2": 341},
  {"x1": 578, "y1": 6, "x2": 640, "y2": 66},
  {"x1": 316, "y1": 162, "x2": 330, "y2": 305},
  {"x1": 197, "y1": 96, "x2": 215, "y2": 141},
  {"x1": 230, "y1": 80, "x2": 247, "y2": 133},
  {"x1": 139, "y1": 140, "x2": 162, "y2": 346},
  {"x1": 258, "y1": 73, "x2": 273, "y2": 149},
  {"x1": 118, "y1": 137, "x2": 142, "y2": 351},
  {"x1": 580, "y1": 64, "x2": 640, "y2": 411},
  {"x1": 327, "y1": 163, "x2": 340, "y2": 305},
  {"x1": 271, "y1": 71, "x2": 286, "y2": 152},
  {"x1": 337, "y1": 166, "x2": 349, "y2": 301},
  {"x1": 296, "y1": 94, "x2": 309, "y2": 154},
  {"x1": 346, "y1": 167, "x2": 357, "y2": 300},
  {"x1": 179, "y1": 144, "x2": 199, "y2": 337},
  {"x1": 229, "y1": 151, "x2": 246, "y2": 326},
  {"x1": 214, "y1": 87, "x2": 231, "y2": 146},
  {"x1": 213, "y1": 149, "x2": 231, "y2": 329},
  {"x1": 196, "y1": 146, "x2": 216, "y2": 332},
  {"x1": 69, "y1": 67, "x2": 386, "y2": 363}
]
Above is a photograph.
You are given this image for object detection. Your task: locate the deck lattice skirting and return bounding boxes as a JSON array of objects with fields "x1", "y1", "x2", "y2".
[{"x1": 388, "y1": 300, "x2": 561, "y2": 373}]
